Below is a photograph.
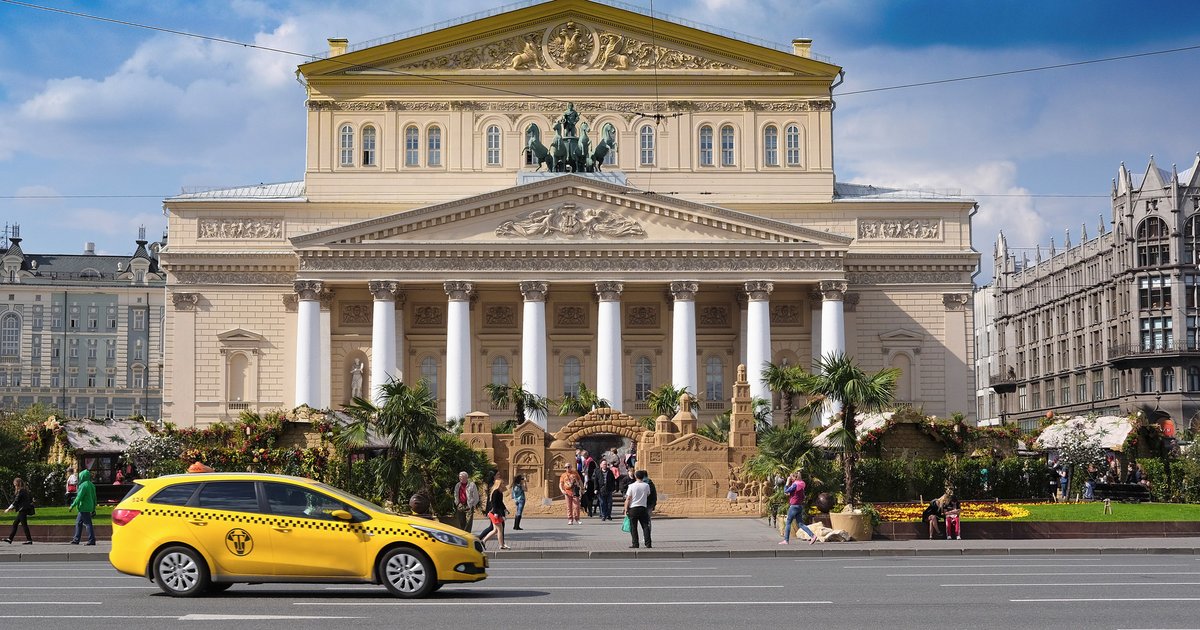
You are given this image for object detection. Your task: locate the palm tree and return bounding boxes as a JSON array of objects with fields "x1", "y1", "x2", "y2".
[
  {"x1": 646, "y1": 383, "x2": 698, "y2": 418},
  {"x1": 558, "y1": 382, "x2": 609, "y2": 417},
  {"x1": 797, "y1": 353, "x2": 899, "y2": 505},
  {"x1": 761, "y1": 361, "x2": 804, "y2": 427},
  {"x1": 484, "y1": 382, "x2": 552, "y2": 427},
  {"x1": 336, "y1": 379, "x2": 443, "y2": 503}
]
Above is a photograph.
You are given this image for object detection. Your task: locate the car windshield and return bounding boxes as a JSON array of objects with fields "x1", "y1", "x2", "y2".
[{"x1": 311, "y1": 481, "x2": 392, "y2": 515}]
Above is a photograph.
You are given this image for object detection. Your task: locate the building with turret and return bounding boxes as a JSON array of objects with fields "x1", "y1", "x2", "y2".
[
  {"x1": 0, "y1": 226, "x2": 166, "y2": 419},
  {"x1": 982, "y1": 154, "x2": 1200, "y2": 431}
]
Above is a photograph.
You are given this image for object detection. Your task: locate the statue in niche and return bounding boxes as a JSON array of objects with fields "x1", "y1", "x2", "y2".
[{"x1": 350, "y1": 358, "x2": 364, "y2": 400}]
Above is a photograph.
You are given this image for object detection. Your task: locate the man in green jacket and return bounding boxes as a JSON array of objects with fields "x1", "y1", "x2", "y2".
[{"x1": 69, "y1": 469, "x2": 97, "y2": 545}]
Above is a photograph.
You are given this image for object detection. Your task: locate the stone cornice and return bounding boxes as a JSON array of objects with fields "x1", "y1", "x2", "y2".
[
  {"x1": 307, "y1": 98, "x2": 833, "y2": 112},
  {"x1": 300, "y1": 251, "x2": 842, "y2": 274}
]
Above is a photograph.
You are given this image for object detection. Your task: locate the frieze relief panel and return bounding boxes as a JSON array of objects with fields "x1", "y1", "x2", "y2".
[
  {"x1": 626, "y1": 304, "x2": 659, "y2": 329},
  {"x1": 769, "y1": 303, "x2": 803, "y2": 325},
  {"x1": 412, "y1": 304, "x2": 444, "y2": 328},
  {"x1": 483, "y1": 304, "x2": 518, "y2": 328},
  {"x1": 847, "y1": 271, "x2": 966, "y2": 285},
  {"x1": 198, "y1": 218, "x2": 283, "y2": 240},
  {"x1": 495, "y1": 203, "x2": 645, "y2": 239},
  {"x1": 555, "y1": 304, "x2": 588, "y2": 329},
  {"x1": 301, "y1": 256, "x2": 841, "y2": 273},
  {"x1": 857, "y1": 219, "x2": 941, "y2": 240},
  {"x1": 339, "y1": 302, "x2": 372, "y2": 327},
  {"x1": 173, "y1": 271, "x2": 295, "y2": 285},
  {"x1": 697, "y1": 305, "x2": 730, "y2": 328}
]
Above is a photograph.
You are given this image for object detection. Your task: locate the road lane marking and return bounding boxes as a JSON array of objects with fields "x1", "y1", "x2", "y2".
[
  {"x1": 0, "y1": 602, "x2": 102, "y2": 605},
  {"x1": 0, "y1": 576, "x2": 142, "y2": 580},
  {"x1": 888, "y1": 572, "x2": 1200, "y2": 577},
  {"x1": 297, "y1": 601, "x2": 832, "y2": 607},
  {"x1": 943, "y1": 582, "x2": 1200, "y2": 587},
  {"x1": 486, "y1": 574, "x2": 754, "y2": 579},
  {"x1": 0, "y1": 616, "x2": 178, "y2": 619},
  {"x1": 179, "y1": 614, "x2": 365, "y2": 620},
  {"x1": 0, "y1": 586, "x2": 155, "y2": 590},
  {"x1": 1012, "y1": 597, "x2": 1200, "y2": 603},
  {"x1": 846, "y1": 563, "x2": 1183, "y2": 569},
  {"x1": 324, "y1": 585, "x2": 784, "y2": 591}
]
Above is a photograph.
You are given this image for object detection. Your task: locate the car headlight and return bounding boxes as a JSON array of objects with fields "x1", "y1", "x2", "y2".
[{"x1": 412, "y1": 525, "x2": 469, "y2": 547}]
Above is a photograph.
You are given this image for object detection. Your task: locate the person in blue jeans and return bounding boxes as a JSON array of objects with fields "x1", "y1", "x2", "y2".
[
  {"x1": 511, "y1": 475, "x2": 526, "y2": 530},
  {"x1": 779, "y1": 471, "x2": 817, "y2": 545},
  {"x1": 69, "y1": 469, "x2": 97, "y2": 545}
]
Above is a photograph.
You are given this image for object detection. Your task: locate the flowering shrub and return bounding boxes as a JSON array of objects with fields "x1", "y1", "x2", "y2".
[
  {"x1": 875, "y1": 501, "x2": 1033, "y2": 522},
  {"x1": 123, "y1": 434, "x2": 184, "y2": 478}
]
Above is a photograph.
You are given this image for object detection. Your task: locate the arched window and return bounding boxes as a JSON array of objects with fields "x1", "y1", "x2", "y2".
[
  {"x1": 1140, "y1": 368, "x2": 1154, "y2": 393},
  {"x1": 338, "y1": 124, "x2": 355, "y2": 166},
  {"x1": 1136, "y1": 217, "x2": 1170, "y2": 267},
  {"x1": 486, "y1": 125, "x2": 502, "y2": 166},
  {"x1": 785, "y1": 124, "x2": 802, "y2": 166},
  {"x1": 420, "y1": 357, "x2": 439, "y2": 398},
  {"x1": 490, "y1": 356, "x2": 509, "y2": 386},
  {"x1": 1185, "y1": 216, "x2": 1200, "y2": 264},
  {"x1": 361, "y1": 125, "x2": 377, "y2": 166},
  {"x1": 0, "y1": 313, "x2": 19, "y2": 358},
  {"x1": 704, "y1": 356, "x2": 724, "y2": 401},
  {"x1": 698, "y1": 125, "x2": 713, "y2": 166},
  {"x1": 763, "y1": 125, "x2": 778, "y2": 166},
  {"x1": 639, "y1": 125, "x2": 655, "y2": 166},
  {"x1": 1188, "y1": 366, "x2": 1200, "y2": 391},
  {"x1": 1162, "y1": 367, "x2": 1176, "y2": 392},
  {"x1": 634, "y1": 356, "x2": 653, "y2": 401},
  {"x1": 227, "y1": 353, "x2": 249, "y2": 402},
  {"x1": 405, "y1": 126, "x2": 420, "y2": 167},
  {"x1": 427, "y1": 126, "x2": 442, "y2": 166},
  {"x1": 720, "y1": 125, "x2": 735, "y2": 166},
  {"x1": 563, "y1": 356, "x2": 581, "y2": 397}
]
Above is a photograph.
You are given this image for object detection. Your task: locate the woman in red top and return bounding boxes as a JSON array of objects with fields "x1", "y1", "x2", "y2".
[{"x1": 779, "y1": 471, "x2": 818, "y2": 545}]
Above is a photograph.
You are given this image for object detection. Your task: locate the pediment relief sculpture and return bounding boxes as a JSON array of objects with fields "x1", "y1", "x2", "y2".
[{"x1": 495, "y1": 203, "x2": 645, "y2": 239}]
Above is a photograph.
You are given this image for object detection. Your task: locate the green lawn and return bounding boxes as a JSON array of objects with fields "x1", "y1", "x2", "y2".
[
  {"x1": 1014, "y1": 502, "x2": 1200, "y2": 522},
  {"x1": 22, "y1": 505, "x2": 114, "y2": 526}
]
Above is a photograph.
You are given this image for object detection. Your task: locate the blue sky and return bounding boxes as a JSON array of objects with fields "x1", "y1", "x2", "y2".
[{"x1": 2, "y1": 0, "x2": 1199, "y2": 282}]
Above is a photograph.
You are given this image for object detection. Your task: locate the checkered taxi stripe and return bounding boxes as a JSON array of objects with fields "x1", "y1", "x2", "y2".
[{"x1": 139, "y1": 507, "x2": 436, "y2": 541}]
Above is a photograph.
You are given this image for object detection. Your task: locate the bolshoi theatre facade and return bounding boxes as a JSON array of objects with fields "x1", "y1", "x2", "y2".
[{"x1": 159, "y1": 0, "x2": 980, "y2": 429}]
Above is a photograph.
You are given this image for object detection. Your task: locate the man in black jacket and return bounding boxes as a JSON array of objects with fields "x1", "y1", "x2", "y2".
[{"x1": 595, "y1": 459, "x2": 617, "y2": 521}]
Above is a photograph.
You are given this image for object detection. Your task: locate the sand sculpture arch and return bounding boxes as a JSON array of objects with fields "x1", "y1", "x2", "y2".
[{"x1": 554, "y1": 407, "x2": 648, "y2": 446}]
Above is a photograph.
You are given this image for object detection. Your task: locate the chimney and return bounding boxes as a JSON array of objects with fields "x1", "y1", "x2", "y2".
[
  {"x1": 791, "y1": 38, "x2": 813, "y2": 58},
  {"x1": 84, "y1": 242, "x2": 95, "y2": 255},
  {"x1": 328, "y1": 38, "x2": 349, "y2": 57}
]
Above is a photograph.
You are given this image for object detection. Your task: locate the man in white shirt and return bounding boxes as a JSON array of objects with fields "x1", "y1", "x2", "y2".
[{"x1": 623, "y1": 470, "x2": 652, "y2": 548}]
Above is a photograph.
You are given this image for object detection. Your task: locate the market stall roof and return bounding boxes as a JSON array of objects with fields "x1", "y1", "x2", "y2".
[
  {"x1": 1034, "y1": 415, "x2": 1134, "y2": 452},
  {"x1": 813, "y1": 412, "x2": 894, "y2": 448},
  {"x1": 62, "y1": 418, "x2": 152, "y2": 452}
]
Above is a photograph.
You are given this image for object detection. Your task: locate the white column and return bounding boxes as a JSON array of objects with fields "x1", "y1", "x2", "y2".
[
  {"x1": 369, "y1": 281, "x2": 403, "y2": 406},
  {"x1": 520, "y1": 281, "x2": 549, "y2": 427},
  {"x1": 319, "y1": 289, "x2": 333, "y2": 409},
  {"x1": 671, "y1": 281, "x2": 699, "y2": 395},
  {"x1": 744, "y1": 281, "x2": 773, "y2": 404},
  {"x1": 444, "y1": 281, "x2": 474, "y2": 421},
  {"x1": 595, "y1": 281, "x2": 624, "y2": 410},
  {"x1": 293, "y1": 280, "x2": 323, "y2": 408},
  {"x1": 819, "y1": 280, "x2": 848, "y2": 425},
  {"x1": 738, "y1": 294, "x2": 749, "y2": 368}
]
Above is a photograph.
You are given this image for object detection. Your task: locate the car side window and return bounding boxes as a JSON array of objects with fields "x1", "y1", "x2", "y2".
[
  {"x1": 264, "y1": 482, "x2": 366, "y2": 522},
  {"x1": 196, "y1": 481, "x2": 260, "y2": 512},
  {"x1": 149, "y1": 483, "x2": 200, "y2": 506}
]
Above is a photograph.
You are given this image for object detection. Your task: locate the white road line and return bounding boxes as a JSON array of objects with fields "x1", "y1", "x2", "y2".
[
  {"x1": 297, "y1": 601, "x2": 833, "y2": 607},
  {"x1": 888, "y1": 572, "x2": 1200, "y2": 577},
  {"x1": 1012, "y1": 597, "x2": 1200, "y2": 603},
  {"x1": 0, "y1": 576, "x2": 141, "y2": 580},
  {"x1": 324, "y1": 585, "x2": 784, "y2": 591},
  {"x1": 943, "y1": 582, "x2": 1200, "y2": 587},
  {"x1": 0, "y1": 616, "x2": 178, "y2": 619},
  {"x1": 846, "y1": 563, "x2": 1183, "y2": 569},
  {"x1": 486, "y1": 574, "x2": 754, "y2": 579},
  {"x1": 0, "y1": 586, "x2": 155, "y2": 590},
  {"x1": 492, "y1": 566, "x2": 723, "y2": 571},
  {"x1": 0, "y1": 602, "x2": 102, "y2": 605},
  {"x1": 179, "y1": 614, "x2": 365, "y2": 620}
]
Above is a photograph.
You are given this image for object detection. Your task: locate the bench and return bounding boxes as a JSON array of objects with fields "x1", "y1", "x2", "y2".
[{"x1": 1093, "y1": 482, "x2": 1151, "y2": 503}]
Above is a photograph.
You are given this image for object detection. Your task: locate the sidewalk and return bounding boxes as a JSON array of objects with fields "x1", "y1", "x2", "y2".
[{"x1": 3, "y1": 517, "x2": 1198, "y2": 563}]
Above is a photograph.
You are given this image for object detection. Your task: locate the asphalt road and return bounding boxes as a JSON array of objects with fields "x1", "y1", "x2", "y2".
[{"x1": 2, "y1": 554, "x2": 1198, "y2": 629}]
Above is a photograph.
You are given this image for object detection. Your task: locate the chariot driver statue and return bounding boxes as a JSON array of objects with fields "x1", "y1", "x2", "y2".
[{"x1": 557, "y1": 102, "x2": 580, "y2": 138}]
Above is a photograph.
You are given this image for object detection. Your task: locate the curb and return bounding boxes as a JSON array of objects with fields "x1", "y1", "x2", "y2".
[{"x1": 0, "y1": 552, "x2": 110, "y2": 563}]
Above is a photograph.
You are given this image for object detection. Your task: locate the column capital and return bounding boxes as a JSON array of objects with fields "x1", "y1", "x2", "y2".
[
  {"x1": 318, "y1": 288, "x2": 335, "y2": 311},
  {"x1": 844, "y1": 292, "x2": 860, "y2": 312},
  {"x1": 281, "y1": 294, "x2": 298, "y2": 312},
  {"x1": 595, "y1": 281, "x2": 624, "y2": 301},
  {"x1": 369, "y1": 280, "x2": 405, "y2": 303},
  {"x1": 171, "y1": 292, "x2": 200, "y2": 311},
  {"x1": 819, "y1": 280, "x2": 848, "y2": 301},
  {"x1": 670, "y1": 281, "x2": 699, "y2": 301},
  {"x1": 942, "y1": 292, "x2": 970, "y2": 311},
  {"x1": 520, "y1": 281, "x2": 549, "y2": 302},
  {"x1": 743, "y1": 281, "x2": 774, "y2": 301},
  {"x1": 443, "y1": 281, "x2": 475, "y2": 301},
  {"x1": 294, "y1": 280, "x2": 324, "y2": 301}
]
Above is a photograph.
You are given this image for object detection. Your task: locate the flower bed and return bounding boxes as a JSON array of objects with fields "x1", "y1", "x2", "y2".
[{"x1": 876, "y1": 501, "x2": 1033, "y2": 522}]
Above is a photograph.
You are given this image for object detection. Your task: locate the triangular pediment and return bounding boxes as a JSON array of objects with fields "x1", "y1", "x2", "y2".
[
  {"x1": 300, "y1": 0, "x2": 838, "y2": 78},
  {"x1": 879, "y1": 328, "x2": 925, "y2": 345},
  {"x1": 662, "y1": 433, "x2": 725, "y2": 452},
  {"x1": 292, "y1": 175, "x2": 851, "y2": 250},
  {"x1": 217, "y1": 328, "x2": 267, "y2": 344}
]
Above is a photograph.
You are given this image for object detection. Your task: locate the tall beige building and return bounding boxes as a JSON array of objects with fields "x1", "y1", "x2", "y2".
[
  {"x1": 160, "y1": 0, "x2": 979, "y2": 428},
  {"x1": 985, "y1": 154, "x2": 1200, "y2": 431}
]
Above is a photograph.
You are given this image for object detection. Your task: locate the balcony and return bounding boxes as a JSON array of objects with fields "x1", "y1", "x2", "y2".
[
  {"x1": 989, "y1": 366, "x2": 1019, "y2": 394},
  {"x1": 1108, "y1": 341, "x2": 1200, "y2": 361}
]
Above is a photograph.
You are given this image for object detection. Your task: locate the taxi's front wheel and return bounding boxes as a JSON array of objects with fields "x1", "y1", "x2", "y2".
[
  {"x1": 152, "y1": 546, "x2": 210, "y2": 597},
  {"x1": 379, "y1": 547, "x2": 435, "y2": 598}
]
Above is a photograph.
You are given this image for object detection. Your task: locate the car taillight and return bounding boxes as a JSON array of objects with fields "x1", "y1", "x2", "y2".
[{"x1": 111, "y1": 509, "x2": 141, "y2": 526}]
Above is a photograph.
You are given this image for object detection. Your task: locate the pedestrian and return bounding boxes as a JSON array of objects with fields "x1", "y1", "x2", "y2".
[
  {"x1": 511, "y1": 475, "x2": 526, "y2": 530},
  {"x1": 114, "y1": 469, "x2": 125, "y2": 486},
  {"x1": 605, "y1": 447, "x2": 619, "y2": 467},
  {"x1": 575, "y1": 448, "x2": 585, "y2": 474},
  {"x1": 65, "y1": 467, "x2": 78, "y2": 506},
  {"x1": 595, "y1": 459, "x2": 616, "y2": 521},
  {"x1": 4, "y1": 477, "x2": 34, "y2": 545},
  {"x1": 921, "y1": 492, "x2": 947, "y2": 540},
  {"x1": 69, "y1": 469, "x2": 97, "y2": 545},
  {"x1": 480, "y1": 478, "x2": 510, "y2": 550},
  {"x1": 623, "y1": 470, "x2": 652, "y2": 548},
  {"x1": 618, "y1": 466, "x2": 636, "y2": 500},
  {"x1": 944, "y1": 493, "x2": 962, "y2": 540},
  {"x1": 778, "y1": 471, "x2": 818, "y2": 545},
  {"x1": 582, "y1": 450, "x2": 598, "y2": 517},
  {"x1": 452, "y1": 471, "x2": 480, "y2": 532},
  {"x1": 558, "y1": 462, "x2": 583, "y2": 524},
  {"x1": 623, "y1": 445, "x2": 637, "y2": 471}
]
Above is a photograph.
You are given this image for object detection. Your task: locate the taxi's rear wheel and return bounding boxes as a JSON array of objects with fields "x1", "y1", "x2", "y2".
[
  {"x1": 379, "y1": 547, "x2": 435, "y2": 598},
  {"x1": 152, "y1": 546, "x2": 210, "y2": 597}
]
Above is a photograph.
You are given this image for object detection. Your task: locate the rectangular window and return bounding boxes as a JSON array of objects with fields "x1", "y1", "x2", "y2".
[
  {"x1": 133, "y1": 370, "x2": 144, "y2": 388},
  {"x1": 105, "y1": 374, "x2": 114, "y2": 388},
  {"x1": 1017, "y1": 385, "x2": 1027, "y2": 411},
  {"x1": 69, "y1": 375, "x2": 78, "y2": 388},
  {"x1": 1092, "y1": 372, "x2": 1104, "y2": 400},
  {"x1": 51, "y1": 374, "x2": 59, "y2": 388},
  {"x1": 31, "y1": 373, "x2": 40, "y2": 387},
  {"x1": 1076, "y1": 375, "x2": 1087, "y2": 403},
  {"x1": 133, "y1": 311, "x2": 145, "y2": 330},
  {"x1": 87, "y1": 373, "x2": 96, "y2": 388},
  {"x1": 1045, "y1": 382, "x2": 1055, "y2": 407},
  {"x1": 1140, "y1": 316, "x2": 1173, "y2": 350},
  {"x1": 108, "y1": 318, "x2": 117, "y2": 329},
  {"x1": 1138, "y1": 276, "x2": 1171, "y2": 309},
  {"x1": 1061, "y1": 378, "x2": 1070, "y2": 406}
]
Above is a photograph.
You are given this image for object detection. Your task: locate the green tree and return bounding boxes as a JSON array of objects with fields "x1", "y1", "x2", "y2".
[
  {"x1": 558, "y1": 382, "x2": 609, "y2": 417},
  {"x1": 798, "y1": 353, "x2": 899, "y2": 505},
  {"x1": 697, "y1": 413, "x2": 731, "y2": 443},
  {"x1": 761, "y1": 361, "x2": 804, "y2": 427},
  {"x1": 484, "y1": 382, "x2": 552, "y2": 431},
  {"x1": 647, "y1": 384, "x2": 698, "y2": 418}
]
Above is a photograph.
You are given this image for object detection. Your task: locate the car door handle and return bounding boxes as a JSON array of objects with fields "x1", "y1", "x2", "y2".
[
  {"x1": 187, "y1": 520, "x2": 207, "y2": 526},
  {"x1": 272, "y1": 526, "x2": 292, "y2": 533}
]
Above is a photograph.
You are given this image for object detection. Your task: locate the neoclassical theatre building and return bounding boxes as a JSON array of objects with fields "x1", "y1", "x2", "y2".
[{"x1": 160, "y1": 0, "x2": 979, "y2": 429}]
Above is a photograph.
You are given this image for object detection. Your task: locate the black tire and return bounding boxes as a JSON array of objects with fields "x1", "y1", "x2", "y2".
[
  {"x1": 206, "y1": 582, "x2": 234, "y2": 594},
  {"x1": 378, "y1": 547, "x2": 435, "y2": 598},
  {"x1": 152, "y1": 545, "x2": 210, "y2": 597}
]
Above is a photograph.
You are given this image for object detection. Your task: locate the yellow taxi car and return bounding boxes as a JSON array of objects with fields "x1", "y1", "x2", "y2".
[{"x1": 108, "y1": 472, "x2": 487, "y2": 598}]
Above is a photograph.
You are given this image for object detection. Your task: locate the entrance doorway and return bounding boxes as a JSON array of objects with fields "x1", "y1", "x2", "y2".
[{"x1": 578, "y1": 434, "x2": 634, "y2": 470}]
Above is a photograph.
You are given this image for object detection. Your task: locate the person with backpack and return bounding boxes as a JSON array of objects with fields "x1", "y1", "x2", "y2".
[
  {"x1": 4, "y1": 477, "x2": 35, "y2": 545},
  {"x1": 68, "y1": 469, "x2": 97, "y2": 545}
]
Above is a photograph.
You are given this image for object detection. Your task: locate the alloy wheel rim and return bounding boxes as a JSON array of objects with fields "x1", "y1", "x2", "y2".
[
  {"x1": 160, "y1": 552, "x2": 199, "y2": 592},
  {"x1": 385, "y1": 552, "x2": 427, "y2": 593}
]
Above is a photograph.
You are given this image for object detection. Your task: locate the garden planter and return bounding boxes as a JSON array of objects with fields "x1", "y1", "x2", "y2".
[{"x1": 829, "y1": 511, "x2": 873, "y2": 541}]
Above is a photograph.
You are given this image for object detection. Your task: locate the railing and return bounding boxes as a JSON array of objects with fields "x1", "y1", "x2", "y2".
[
  {"x1": 1108, "y1": 341, "x2": 1200, "y2": 360},
  {"x1": 227, "y1": 402, "x2": 251, "y2": 412},
  {"x1": 633, "y1": 401, "x2": 650, "y2": 411},
  {"x1": 703, "y1": 401, "x2": 725, "y2": 411},
  {"x1": 489, "y1": 401, "x2": 510, "y2": 411}
]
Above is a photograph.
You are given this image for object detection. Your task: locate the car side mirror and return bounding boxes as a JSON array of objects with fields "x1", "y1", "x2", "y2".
[{"x1": 331, "y1": 509, "x2": 352, "y2": 521}]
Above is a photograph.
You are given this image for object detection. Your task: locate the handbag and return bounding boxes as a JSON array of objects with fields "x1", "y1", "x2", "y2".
[
  {"x1": 26, "y1": 497, "x2": 35, "y2": 517},
  {"x1": 621, "y1": 515, "x2": 631, "y2": 532}
]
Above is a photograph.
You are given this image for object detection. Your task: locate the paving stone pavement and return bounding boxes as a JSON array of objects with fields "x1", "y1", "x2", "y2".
[{"x1": 3, "y1": 516, "x2": 1198, "y2": 562}]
